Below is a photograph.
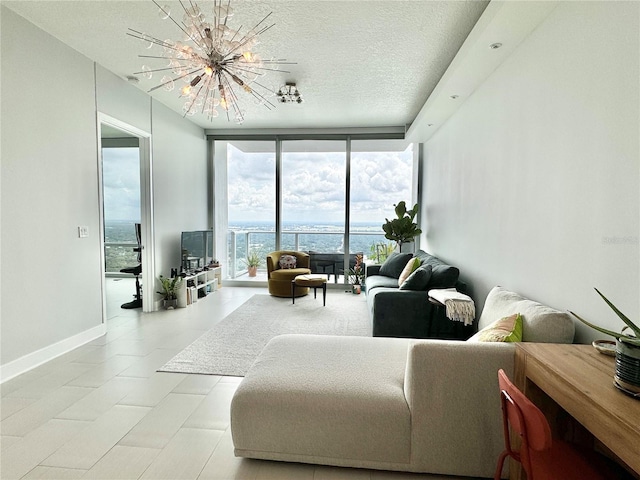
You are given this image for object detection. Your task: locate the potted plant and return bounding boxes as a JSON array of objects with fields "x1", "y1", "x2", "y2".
[
  {"x1": 570, "y1": 288, "x2": 640, "y2": 397},
  {"x1": 370, "y1": 241, "x2": 395, "y2": 264},
  {"x1": 243, "y1": 250, "x2": 262, "y2": 277},
  {"x1": 348, "y1": 253, "x2": 365, "y2": 294},
  {"x1": 382, "y1": 201, "x2": 423, "y2": 252},
  {"x1": 157, "y1": 275, "x2": 183, "y2": 309}
]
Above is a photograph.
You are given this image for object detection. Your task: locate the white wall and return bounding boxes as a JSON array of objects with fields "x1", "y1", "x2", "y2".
[
  {"x1": 421, "y1": 1, "x2": 639, "y2": 343},
  {"x1": 1, "y1": 7, "x2": 103, "y2": 368},
  {"x1": 151, "y1": 101, "x2": 208, "y2": 276},
  {"x1": 0, "y1": 7, "x2": 208, "y2": 377}
]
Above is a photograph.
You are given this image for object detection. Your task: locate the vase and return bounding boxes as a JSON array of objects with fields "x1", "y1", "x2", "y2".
[
  {"x1": 397, "y1": 242, "x2": 415, "y2": 254},
  {"x1": 352, "y1": 285, "x2": 361, "y2": 294},
  {"x1": 248, "y1": 266, "x2": 257, "y2": 277},
  {"x1": 614, "y1": 338, "x2": 640, "y2": 398},
  {"x1": 163, "y1": 298, "x2": 178, "y2": 310}
]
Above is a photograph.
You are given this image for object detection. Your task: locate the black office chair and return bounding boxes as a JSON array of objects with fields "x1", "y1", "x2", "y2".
[{"x1": 120, "y1": 223, "x2": 142, "y2": 309}]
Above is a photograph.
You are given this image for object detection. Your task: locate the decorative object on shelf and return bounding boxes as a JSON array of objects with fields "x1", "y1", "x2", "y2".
[
  {"x1": 157, "y1": 275, "x2": 183, "y2": 309},
  {"x1": 570, "y1": 288, "x2": 640, "y2": 398},
  {"x1": 243, "y1": 250, "x2": 262, "y2": 277},
  {"x1": 276, "y1": 82, "x2": 303, "y2": 104},
  {"x1": 209, "y1": 259, "x2": 220, "y2": 267},
  {"x1": 128, "y1": 0, "x2": 294, "y2": 124},
  {"x1": 382, "y1": 201, "x2": 422, "y2": 252}
]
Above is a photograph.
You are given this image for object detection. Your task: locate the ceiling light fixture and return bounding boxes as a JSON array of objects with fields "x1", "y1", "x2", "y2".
[
  {"x1": 128, "y1": 0, "x2": 294, "y2": 124},
  {"x1": 489, "y1": 42, "x2": 503, "y2": 50},
  {"x1": 276, "y1": 83, "x2": 303, "y2": 104}
]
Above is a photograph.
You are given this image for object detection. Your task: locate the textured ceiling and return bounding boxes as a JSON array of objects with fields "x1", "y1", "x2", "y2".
[{"x1": 3, "y1": 0, "x2": 488, "y2": 130}]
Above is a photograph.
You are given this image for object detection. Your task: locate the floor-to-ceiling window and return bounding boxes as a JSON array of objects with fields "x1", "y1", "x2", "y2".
[
  {"x1": 281, "y1": 140, "x2": 346, "y2": 253},
  {"x1": 350, "y1": 140, "x2": 414, "y2": 263},
  {"x1": 226, "y1": 141, "x2": 276, "y2": 277},
  {"x1": 215, "y1": 137, "x2": 417, "y2": 282}
]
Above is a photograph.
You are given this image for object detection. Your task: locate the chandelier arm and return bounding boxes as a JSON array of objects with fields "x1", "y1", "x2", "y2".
[
  {"x1": 147, "y1": 66, "x2": 202, "y2": 93},
  {"x1": 180, "y1": 0, "x2": 211, "y2": 52},
  {"x1": 151, "y1": 0, "x2": 194, "y2": 42},
  {"x1": 127, "y1": 31, "x2": 175, "y2": 50},
  {"x1": 133, "y1": 65, "x2": 184, "y2": 75},
  {"x1": 219, "y1": 71, "x2": 244, "y2": 120},
  {"x1": 248, "y1": 88, "x2": 276, "y2": 110},
  {"x1": 229, "y1": 23, "x2": 275, "y2": 58},
  {"x1": 200, "y1": 76, "x2": 216, "y2": 115}
]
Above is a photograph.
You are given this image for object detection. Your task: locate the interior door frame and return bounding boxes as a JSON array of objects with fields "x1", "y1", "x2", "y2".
[{"x1": 97, "y1": 112, "x2": 155, "y2": 315}]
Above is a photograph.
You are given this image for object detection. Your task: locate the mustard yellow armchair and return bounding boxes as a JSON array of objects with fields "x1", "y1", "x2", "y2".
[{"x1": 267, "y1": 251, "x2": 312, "y2": 297}]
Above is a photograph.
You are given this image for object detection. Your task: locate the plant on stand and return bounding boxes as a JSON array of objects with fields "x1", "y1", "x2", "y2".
[
  {"x1": 348, "y1": 253, "x2": 365, "y2": 294},
  {"x1": 382, "y1": 201, "x2": 422, "y2": 252},
  {"x1": 370, "y1": 241, "x2": 396, "y2": 264},
  {"x1": 243, "y1": 250, "x2": 262, "y2": 277},
  {"x1": 157, "y1": 275, "x2": 183, "y2": 309},
  {"x1": 570, "y1": 288, "x2": 640, "y2": 397}
]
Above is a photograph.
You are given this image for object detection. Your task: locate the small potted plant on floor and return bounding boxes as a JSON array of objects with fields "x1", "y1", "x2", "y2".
[
  {"x1": 243, "y1": 250, "x2": 262, "y2": 277},
  {"x1": 382, "y1": 201, "x2": 422, "y2": 253},
  {"x1": 157, "y1": 275, "x2": 183, "y2": 309},
  {"x1": 348, "y1": 253, "x2": 365, "y2": 294},
  {"x1": 570, "y1": 288, "x2": 640, "y2": 397}
]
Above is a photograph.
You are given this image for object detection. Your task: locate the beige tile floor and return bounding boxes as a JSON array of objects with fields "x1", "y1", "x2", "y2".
[{"x1": 1, "y1": 279, "x2": 478, "y2": 480}]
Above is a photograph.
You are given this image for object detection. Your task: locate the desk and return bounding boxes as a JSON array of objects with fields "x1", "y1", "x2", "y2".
[{"x1": 513, "y1": 343, "x2": 640, "y2": 479}]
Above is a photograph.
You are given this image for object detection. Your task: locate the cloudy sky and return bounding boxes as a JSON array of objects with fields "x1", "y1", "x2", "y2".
[
  {"x1": 227, "y1": 143, "x2": 413, "y2": 225},
  {"x1": 102, "y1": 143, "x2": 414, "y2": 227},
  {"x1": 102, "y1": 147, "x2": 141, "y2": 222}
]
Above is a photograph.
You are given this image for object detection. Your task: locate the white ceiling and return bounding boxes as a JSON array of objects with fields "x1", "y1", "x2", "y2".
[
  {"x1": 4, "y1": 1, "x2": 560, "y2": 137},
  {"x1": 3, "y1": 0, "x2": 489, "y2": 131}
]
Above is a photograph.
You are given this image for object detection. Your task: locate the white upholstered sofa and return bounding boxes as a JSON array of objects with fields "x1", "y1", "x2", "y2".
[{"x1": 230, "y1": 286, "x2": 575, "y2": 478}]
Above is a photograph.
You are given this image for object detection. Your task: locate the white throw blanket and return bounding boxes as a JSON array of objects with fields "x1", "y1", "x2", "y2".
[{"x1": 428, "y1": 288, "x2": 475, "y2": 326}]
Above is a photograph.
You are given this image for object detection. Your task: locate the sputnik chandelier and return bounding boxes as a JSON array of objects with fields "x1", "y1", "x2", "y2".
[{"x1": 128, "y1": 0, "x2": 293, "y2": 124}]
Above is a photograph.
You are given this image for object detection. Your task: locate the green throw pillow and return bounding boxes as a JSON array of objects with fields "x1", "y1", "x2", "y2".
[
  {"x1": 399, "y1": 265, "x2": 432, "y2": 290},
  {"x1": 379, "y1": 252, "x2": 413, "y2": 279},
  {"x1": 469, "y1": 313, "x2": 523, "y2": 342},
  {"x1": 398, "y1": 257, "x2": 421, "y2": 285}
]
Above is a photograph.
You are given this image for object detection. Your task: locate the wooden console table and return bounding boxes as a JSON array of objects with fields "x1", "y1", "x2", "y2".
[{"x1": 513, "y1": 343, "x2": 640, "y2": 479}]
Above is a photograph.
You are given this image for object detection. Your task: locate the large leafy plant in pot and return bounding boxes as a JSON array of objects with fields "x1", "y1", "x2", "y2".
[
  {"x1": 382, "y1": 201, "x2": 422, "y2": 252},
  {"x1": 570, "y1": 289, "x2": 640, "y2": 398}
]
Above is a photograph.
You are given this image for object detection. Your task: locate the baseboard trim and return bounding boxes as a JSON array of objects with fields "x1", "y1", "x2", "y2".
[{"x1": 0, "y1": 323, "x2": 107, "y2": 384}]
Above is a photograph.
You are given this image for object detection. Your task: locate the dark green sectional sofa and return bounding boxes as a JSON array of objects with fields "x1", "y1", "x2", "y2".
[{"x1": 365, "y1": 250, "x2": 475, "y2": 340}]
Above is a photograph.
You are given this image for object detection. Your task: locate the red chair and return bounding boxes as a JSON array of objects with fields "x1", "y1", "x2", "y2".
[{"x1": 495, "y1": 369, "x2": 614, "y2": 480}]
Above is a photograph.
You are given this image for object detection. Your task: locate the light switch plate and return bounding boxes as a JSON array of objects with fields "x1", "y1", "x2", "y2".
[{"x1": 78, "y1": 226, "x2": 89, "y2": 238}]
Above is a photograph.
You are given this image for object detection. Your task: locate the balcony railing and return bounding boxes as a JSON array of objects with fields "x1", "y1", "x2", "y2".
[
  {"x1": 105, "y1": 242, "x2": 140, "y2": 274},
  {"x1": 227, "y1": 229, "x2": 391, "y2": 279}
]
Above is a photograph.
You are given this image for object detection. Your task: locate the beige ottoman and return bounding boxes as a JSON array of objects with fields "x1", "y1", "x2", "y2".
[
  {"x1": 230, "y1": 334, "x2": 412, "y2": 471},
  {"x1": 292, "y1": 274, "x2": 327, "y2": 306}
]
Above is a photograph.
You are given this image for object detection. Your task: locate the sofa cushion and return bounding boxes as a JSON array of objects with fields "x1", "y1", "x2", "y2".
[
  {"x1": 398, "y1": 257, "x2": 421, "y2": 285},
  {"x1": 366, "y1": 274, "x2": 400, "y2": 290},
  {"x1": 379, "y1": 252, "x2": 413, "y2": 279},
  {"x1": 468, "y1": 313, "x2": 523, "y2": 343},
  {"x1": 399, "y1": 265, "x2": 432, "y2": 291},
  {"x1": 478, "y1": 286, "x2": 575, "y2": 343},
  {"x1": 414, "y1": 250, "x2": 459, "y2": 288}
]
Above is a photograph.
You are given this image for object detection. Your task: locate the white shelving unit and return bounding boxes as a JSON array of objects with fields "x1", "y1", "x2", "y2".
[{"x1": 180, "y1": 266, "x2": 222, "y2": 307}]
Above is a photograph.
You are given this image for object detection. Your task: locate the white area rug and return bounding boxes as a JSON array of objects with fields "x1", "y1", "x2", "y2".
[{"x1": 158, "y1": 292, "x2": 371, "y2": 376}]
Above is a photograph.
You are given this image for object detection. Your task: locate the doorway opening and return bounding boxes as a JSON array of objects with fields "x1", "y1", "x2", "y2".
[{"x1": 98, "y1": 114, "x2": 154, "y2": 320}]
